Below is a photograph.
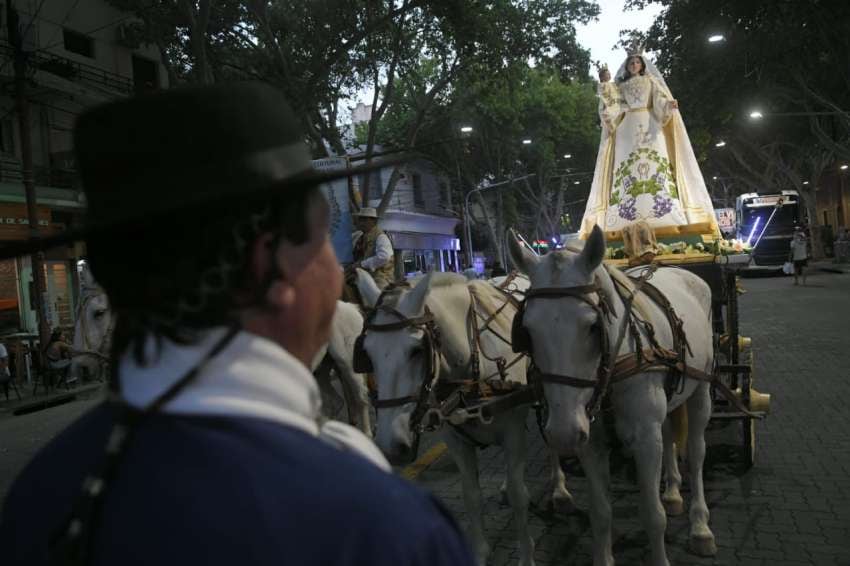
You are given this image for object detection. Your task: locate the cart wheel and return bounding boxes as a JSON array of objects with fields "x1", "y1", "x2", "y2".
[{"x1": 742, "y1": 417, "x2": 756, "y2": 468}]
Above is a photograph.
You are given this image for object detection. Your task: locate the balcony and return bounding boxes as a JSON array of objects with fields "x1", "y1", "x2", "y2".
[
  {"x1": 0, "y1": 39, "x2": 133, "y2": 95},
  {"x1": 0, "y1": 155, "x2": 76, "y2": 189}
]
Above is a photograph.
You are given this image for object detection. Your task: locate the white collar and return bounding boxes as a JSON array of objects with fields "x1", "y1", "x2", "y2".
[{"x1": 119, "y1": 328, "x2": 389, "y2": 471}]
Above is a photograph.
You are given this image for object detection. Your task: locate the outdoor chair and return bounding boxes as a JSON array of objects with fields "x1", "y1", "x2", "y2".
[{"x1": 1, "y1": 373, "x2": 21, "y2": 401}]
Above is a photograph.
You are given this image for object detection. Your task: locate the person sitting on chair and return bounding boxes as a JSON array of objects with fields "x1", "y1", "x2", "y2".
[{"x1": 45, "y1": 329, "x2": 73, "y2": 368}]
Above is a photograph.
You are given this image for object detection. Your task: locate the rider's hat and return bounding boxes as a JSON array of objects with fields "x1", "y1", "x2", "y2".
[
  {"x1": 0, "y1": 82, "x2": 404, "y2": 260},
  {"x1": 354, "y1": 207, "x2": 380, "y2": 219}
]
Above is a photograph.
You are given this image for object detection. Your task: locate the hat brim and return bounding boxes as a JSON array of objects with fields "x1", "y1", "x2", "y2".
[{"x1": 0, "y1": 153, "x2": 409, "y2": 261}]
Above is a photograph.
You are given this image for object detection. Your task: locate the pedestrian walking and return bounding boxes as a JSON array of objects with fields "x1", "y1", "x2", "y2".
[
  {"x1": 0, "y1": 83, "x2": 474, "y2": 566},
  {"x1": 789, "y1": 225, "x2": 810, "y2": 286}
]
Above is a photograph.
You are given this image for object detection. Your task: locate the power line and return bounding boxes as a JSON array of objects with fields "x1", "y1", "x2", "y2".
[
  {"x1": 20, "y1": 0, "x2": 49, "y2": 42},
  {"x1": 42, "y1": 0, "x2": 85, "y2": 54}
]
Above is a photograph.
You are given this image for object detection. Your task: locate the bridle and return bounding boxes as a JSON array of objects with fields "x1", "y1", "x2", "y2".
[
  {"x1": 354, "y1": 296, "x2": 442, "y2": 433},
  {"x1": 517, "y1": 283, "x2": 614, "y2": 419},
  {"x1": 514, "y1": 264, "x2": 658, "y2": 420}
]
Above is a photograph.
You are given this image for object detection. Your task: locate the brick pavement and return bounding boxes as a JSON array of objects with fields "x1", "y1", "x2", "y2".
[{"x1": 411, "y1": 269, "x2": 850, "y2": 565}]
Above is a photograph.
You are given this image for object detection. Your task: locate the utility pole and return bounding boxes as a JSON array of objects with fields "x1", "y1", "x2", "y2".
[{"x1": 7, "y1": 1, "x2": 51, "y2": 347}]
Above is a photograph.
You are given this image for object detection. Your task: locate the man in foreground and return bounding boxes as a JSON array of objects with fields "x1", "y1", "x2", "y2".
[{"x1": 0, "y1": 83, "x2": 473, "y2": 566}]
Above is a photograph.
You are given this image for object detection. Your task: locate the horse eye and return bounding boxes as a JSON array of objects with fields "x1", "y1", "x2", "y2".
[
  {"x1": 93, "y1": 310, "x2": 106, "y2": 319},
  {"x1": 589, "y1": 321, "x2": 600, "y2": 334}
]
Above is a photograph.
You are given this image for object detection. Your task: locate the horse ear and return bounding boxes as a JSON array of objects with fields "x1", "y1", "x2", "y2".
[
  {"x1": 400, "y1": 272, "x2": 434, "y2": 315},
  {"x1": 355, "y1": 268, "x2": 381, "y2": 308},
  {"x1": 507, "y1": 229, "x2": 539, "y2": 274},
  {"x1": 580, "y1": 225, "x2": 606, "y2": 272}
]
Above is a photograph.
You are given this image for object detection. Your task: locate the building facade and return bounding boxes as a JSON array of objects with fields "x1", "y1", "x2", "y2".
[{"x1": 0, "y1": 0, "x2": 167, "y2": 336}]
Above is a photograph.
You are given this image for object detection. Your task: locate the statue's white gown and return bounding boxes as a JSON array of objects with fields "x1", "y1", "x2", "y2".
[{"x1": 581, "y1": 75, "x2": 718, "y2": 237}]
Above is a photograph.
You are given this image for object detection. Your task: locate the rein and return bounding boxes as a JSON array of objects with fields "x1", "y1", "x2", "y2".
[
  {"x1": 358, "y1": 279, "x2": 534, "y2": 434},
  {"x1": 523, "y1": 266, "x2": 657, "y2": 419}
]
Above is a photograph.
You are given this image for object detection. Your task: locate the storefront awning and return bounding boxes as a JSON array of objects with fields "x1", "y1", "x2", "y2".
[{"x1": 387, "y1": 231, "x2": 460, "y2": 251}]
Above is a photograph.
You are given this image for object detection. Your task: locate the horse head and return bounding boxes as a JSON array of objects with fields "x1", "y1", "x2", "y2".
[
  {"x1": 356, "y1": 269, "x2": 474, "y2": 465},
  {"x1": 508, "y1": 225, "x2": 609, "y2": 456}
]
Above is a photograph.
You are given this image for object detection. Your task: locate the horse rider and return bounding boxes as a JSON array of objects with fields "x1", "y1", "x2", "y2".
[
  {"x1": 0, "y1": 83, "x2": 474, "y2": 566},
  {"x1": 350, "y1": 207, "x2": 395, "y2": 289}
]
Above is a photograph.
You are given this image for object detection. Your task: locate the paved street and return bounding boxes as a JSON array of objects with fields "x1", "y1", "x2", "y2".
[
  {"x1": 410, "y1": 268, "x2": 850, "y2": 565},
  {"x1": 1, "y1": 269, "x2": 849, "y2": 565}
]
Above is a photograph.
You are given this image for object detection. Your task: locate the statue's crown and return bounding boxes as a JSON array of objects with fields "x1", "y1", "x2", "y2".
[{"x1": 627, "y1": 39, "x2": 645, "y2": 57}]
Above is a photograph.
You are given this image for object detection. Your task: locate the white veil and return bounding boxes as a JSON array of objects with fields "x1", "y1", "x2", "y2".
[{"x1": 614, "y1": 53, "x2": 673, "y2": 98}]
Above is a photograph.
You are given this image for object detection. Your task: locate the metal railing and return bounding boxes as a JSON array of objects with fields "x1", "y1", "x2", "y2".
[
  {"x1": 0, "y1": 39, "x2": 134, "y2": 94},
  {"x1": 0, "y1": 156, "x2": 77, "y2": 189}
]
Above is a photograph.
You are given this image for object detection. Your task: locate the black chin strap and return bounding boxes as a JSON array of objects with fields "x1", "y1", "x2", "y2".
[{"x1": 49, "y1": 325, "x2": 241, "y2": 566}]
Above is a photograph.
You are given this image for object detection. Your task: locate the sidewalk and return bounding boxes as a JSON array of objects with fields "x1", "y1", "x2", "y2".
[{"x1": 0, "y1": 379, "x2": 104, "y2": 418}]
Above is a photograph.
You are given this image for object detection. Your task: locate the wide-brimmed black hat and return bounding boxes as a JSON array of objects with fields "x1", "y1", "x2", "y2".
[{"x1": 0, "y1": 81, "x2": 404, "y2": 260}]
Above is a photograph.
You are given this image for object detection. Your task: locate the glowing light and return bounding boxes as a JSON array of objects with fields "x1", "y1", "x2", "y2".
[
  {"x1": 746, "y1": 216, "x2": 761, "y2": 246},
  {"x1": 708, "y1": 34, "x2": 725, "y2": 43},
  {"x1": 841, "y1": 164, "x2": 849, "y2": 170},
  {"x1": 749, "y1": 111, "x2": 764, "y2": 119},
  {"x1": 563, "y1": 153, "x2": 572, "y2": 159},
  {"x1": 573, "y1": 181, "x2": 580, "y2": 185},
  {"x1": 712, "y1": 176, "x2": 718, "y2": 180},
  {"x1": 522, "y1": 139, "x2": 532, "y2": 145},
  {"x1": 803, "y1": 181, "x2": 810, "y2": 185},
  {"x1": 460, "y1": 126, "x2": 473, "y2": 133},
  {"x1": 715, "y1": 140, "x2": 726, "y2": 147}
]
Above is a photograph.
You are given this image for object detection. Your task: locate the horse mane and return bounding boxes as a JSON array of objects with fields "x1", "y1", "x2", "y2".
[
  {"x1": 602, "y1": 263, "x2": 654, "y2": 321},
  {"x1": 467, "y1": 279, "x2": 515, "y2": 333}
]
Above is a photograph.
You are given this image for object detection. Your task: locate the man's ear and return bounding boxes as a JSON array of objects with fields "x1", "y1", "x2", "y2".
[{"x1": 248, "y1": 233, "x2": 296, "y2": 309}]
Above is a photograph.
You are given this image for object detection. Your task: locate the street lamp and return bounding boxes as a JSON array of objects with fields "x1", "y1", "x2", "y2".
[
  {"x1": 563, "y1": 153, "x2": 572, "y2": 159},
  {"x1": 707, "y1": 34, "x2": 725, "y2": 43},
  {"x1": 573, "y1": 181, "x2": 580, "y2": 185},
  {"x1": 749, "y1": 110, "x2": 764, "y2": 120},
  {"x1": 460, "y1": 126, "x2": 473, "y2": 133},
  {"x1": 463, "y1": 174, "x2": 536, "y2": 268},
  {"x1": 841, "y1": 164, "x2": 849, "y2": 171},
  {"x1": 803, "y1": 181, "x2": 810, "y2": 185},
  {"x1": 522, "y1": 139, "x2": 532, "y2": 145},
  {"x1": 715, "y1": 140, "x2": 726, "y2": 148}
]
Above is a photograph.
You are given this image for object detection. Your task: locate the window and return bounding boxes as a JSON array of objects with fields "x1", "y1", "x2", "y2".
[
  {"x1": 63, "y1": 29, "x2": 94, "y2": 58},
  {"x1": 412, "y1": 173, "x2": 424, "y2": 207},
  {"x1": 132, "y1": 55, "x2": 159, "y2": 93}
]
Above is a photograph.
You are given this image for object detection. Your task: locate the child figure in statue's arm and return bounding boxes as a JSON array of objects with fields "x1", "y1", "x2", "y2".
[{"x1": 597, "y1": 65, "x2": 624, "y2": 132}]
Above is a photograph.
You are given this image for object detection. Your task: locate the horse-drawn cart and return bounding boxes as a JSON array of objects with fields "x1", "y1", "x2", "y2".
[{"x1": 604, "y1": 249, "x2": 769, "y2": 468}]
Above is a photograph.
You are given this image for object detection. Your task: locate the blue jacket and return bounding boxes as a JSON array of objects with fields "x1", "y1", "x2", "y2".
[{"x1": 0, "y1": 404, "x2": 475, "y2": 566}]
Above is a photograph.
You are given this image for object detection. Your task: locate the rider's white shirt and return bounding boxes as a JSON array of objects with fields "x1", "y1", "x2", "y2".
[
  {"x1": 119, "y1": 328, "x2": 390, "y2": 471},
  {"x1": 353, "y1": 232, "x2": 393, "y2": 270}
]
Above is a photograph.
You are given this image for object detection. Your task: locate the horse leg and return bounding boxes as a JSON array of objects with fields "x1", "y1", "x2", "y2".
[
  {"x1": 546, "y1": 446, "x2": 574, "y2": 514},
  {"x1": 577, "y1": 420, "x2": 614, "y2": 566},
  {"x1": 502, "y1": 412, "x2": 535, "y2": 566},
  {"x1": 631, "y1": 420, "x2": 669, "y2": 566},
  {"x1": 661, "y1": 417, "x2": 684, "y2": 516},
  {"x1": 333, "y1": 357, "x2": 372, "y2": 437},
  {"x1": 444, "y1": 430, "x2": 490, "y2": 566},
  {"x1": 685, "y1": 383, "x2": 717, "y2": 556}
]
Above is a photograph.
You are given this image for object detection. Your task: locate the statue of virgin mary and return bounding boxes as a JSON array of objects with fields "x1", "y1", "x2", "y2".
[{"x1": 579, "y1": 48, "x2": 718, "y2": 238}]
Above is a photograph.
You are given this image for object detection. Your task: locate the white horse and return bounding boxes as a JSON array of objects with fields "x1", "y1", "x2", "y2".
[
  {"x1": 508, "y1": 226, "x2": 716, "y2": 566},
  {"x1": 356, "y1": 269, "x2": 573, "y2": 566},
  {"x1": 311, "y1": 301, "x2": 372, "y2": 436},
  {"x1": 71, "y1": 268, "x2": 113, "y2": 382}
]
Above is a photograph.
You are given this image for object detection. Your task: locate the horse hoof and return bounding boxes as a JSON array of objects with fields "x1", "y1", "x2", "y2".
[
  {"x1": 689, "y1": 534, "x2": 717, "y2": 557},
  {"x1": 662, "y1": 496, "x2": 684, "y2": 516}
]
